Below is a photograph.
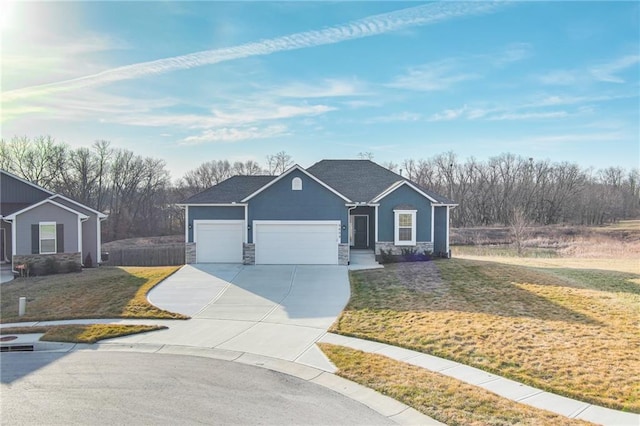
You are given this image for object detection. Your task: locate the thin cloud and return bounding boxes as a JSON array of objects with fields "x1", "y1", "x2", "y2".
[
  {"x1": 180, "y1": 125, "x2": 288, "y2": 144},
  {"x1": 488, "y1": 111, "x2": 568, "y2": 121},
  {"x1": 274, "y1": 78, "x2": 366, "y2": 98},
  {"x1": 590, "y1": 54, "x2": 640, "y2": 83},
  {"x1": 2, "y1": 1, "x2": 509, "y2": 102},
  {"x1": 388, "y1": 60, "x2": 480, "y2": 91}
]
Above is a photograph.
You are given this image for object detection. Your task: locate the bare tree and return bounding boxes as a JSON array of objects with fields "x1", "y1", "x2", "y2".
[
  {"x1": 509, "y1": 208, "x2": 530, "y2": 256},
  {"x1": 357, "y1": 152, "x2": 374, "y2": 160},
  {"x1": 266, "y1": 151, "x2": 293, "y2": 175},
  {"x1": 233, "y1": 160, "x2": 263, "y2": 175}
]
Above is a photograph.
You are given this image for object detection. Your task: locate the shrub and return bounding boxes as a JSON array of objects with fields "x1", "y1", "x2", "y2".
[
  {"x1": 379, "y1": 248, "x2": 394, "y2": 264},
  {"x1": 43, "y1": 257, "x2": 61, "y2": 275},
  {"x1": 66, "y1": 261, "x2": 82, "y2": 273}
]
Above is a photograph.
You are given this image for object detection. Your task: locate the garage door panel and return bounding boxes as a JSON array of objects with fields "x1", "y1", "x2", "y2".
[
  {"x1": 255, "y1": 222, "x2": 339, "y2": 265},
  {"x1": 196, "y1": 222, "x2": 243, "y2": 263}
]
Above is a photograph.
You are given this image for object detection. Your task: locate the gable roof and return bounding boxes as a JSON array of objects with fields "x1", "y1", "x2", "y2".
[
  {"x1": 307, "y1": 160, "x2": 454, "y2": 204},
  {"x1": 4, "y1": 198, "x2": 89, "y2": 221},
  {"x1": 181, "y1": 175, "x2": 276, "y2": 204},
  {"x1": 240, "y1": 164, "x2": 351, "y2": 203}
]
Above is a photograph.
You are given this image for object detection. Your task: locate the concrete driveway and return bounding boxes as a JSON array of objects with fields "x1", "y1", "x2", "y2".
[{"x1": 109, "y1": 264, "x2": 350, "y2": 371}]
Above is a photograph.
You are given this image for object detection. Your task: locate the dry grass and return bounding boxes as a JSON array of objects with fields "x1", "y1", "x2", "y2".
[
  {"x1": 0, "y1": 324, "x2": 165, "y2": 344},
  {"x1": 332, "y1": 259, "x2": 640, "y2": 412},
  {"x1": 452, "y1": 220, "x2": 640, "y2": 260},
  {"x1": 0, "y1": 266, "x2": 187, "y2": 323},
  {"x1": 320, "y1": 344, "x2": 593, "y2": 426}
]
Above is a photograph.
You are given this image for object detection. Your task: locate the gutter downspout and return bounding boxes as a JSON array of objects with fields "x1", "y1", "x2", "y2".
[{"x1": 347, "y1": 205, "x2": 358, "y2": 265}]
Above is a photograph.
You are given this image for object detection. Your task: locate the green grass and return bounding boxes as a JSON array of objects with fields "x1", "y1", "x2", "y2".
[
  {"x1": 0, "y1": 266, "x2": 188, "y2": 323},
  {"x1": 0, "y1": 324, "x2": 166, "y2": 344},
  {"x1": 321, "y1": 344, "x2": 593, "y2": 426},
  {"x1": 453, "y1": 245, "x2": 559, "y2": 258},
  {"x1": 331, "y1": 259, "x2": 640, "y2": 412}
]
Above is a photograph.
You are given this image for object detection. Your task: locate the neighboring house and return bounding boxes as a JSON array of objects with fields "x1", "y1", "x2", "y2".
[
  {"x1": 179, "y1": 160, "x2": 456, "y2": 265},
  {"x1": 0, "y1": 170, "x2": 107, "y2": 272}
]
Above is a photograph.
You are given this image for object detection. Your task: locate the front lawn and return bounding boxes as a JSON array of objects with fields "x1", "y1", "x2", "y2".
[
  {"x1": 1, "y1": 324, "x2": 166, "y2": 344},
  {"x1": 1, "y1": 266, "x2": 187, "y2": 323},
  {"x1": 331, "y1": 259, "x2": 640, "y2": 412},
  {"x1": 321, "y1": 344, "x2": 592, "y2": 426}
]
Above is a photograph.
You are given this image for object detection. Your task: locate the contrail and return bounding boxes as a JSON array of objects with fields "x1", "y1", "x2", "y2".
[{"x1": 2, "y1": 1, "x2": 508, "y2": 102}]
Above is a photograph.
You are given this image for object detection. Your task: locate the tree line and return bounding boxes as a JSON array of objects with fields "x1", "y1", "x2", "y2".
[{"x1": 1, "y1": 136, "x2": 637, "y2": 242}]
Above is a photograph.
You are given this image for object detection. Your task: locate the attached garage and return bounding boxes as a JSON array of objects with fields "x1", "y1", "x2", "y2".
[
  {"x1": 254, "y1": 221, "x2": 340, "y2": 265},
  {"x1": 194, "y1": 220, "x2": 244, "y2": 263}
]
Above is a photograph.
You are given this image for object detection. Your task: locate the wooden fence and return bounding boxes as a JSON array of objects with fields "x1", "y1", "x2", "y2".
[{"x1": 103, "y1": 245, "x2": 185, "y2": 266}]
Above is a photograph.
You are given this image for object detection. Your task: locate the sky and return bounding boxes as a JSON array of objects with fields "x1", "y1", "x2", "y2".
[{"x1": 1, "y1": 1, "x2": 639, "y2": 180}]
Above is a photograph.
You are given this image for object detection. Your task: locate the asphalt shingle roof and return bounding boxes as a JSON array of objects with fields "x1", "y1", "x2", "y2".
[
  {"x1": 181, "y1": 160, "x2": 455, "y2": 205},
  {"x1": 307, "y1": 160, "x2": 454, "y2": 204},
  {"x1": 182, "y1": 175, "x2": 276, "y2": 204}
]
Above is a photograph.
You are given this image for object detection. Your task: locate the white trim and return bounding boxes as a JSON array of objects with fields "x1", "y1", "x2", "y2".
[
  {"x1": 291, "y1": 177, "x2": 302, "y2": 191},
  {"x1": 393, "y1": 210, "x2": 416, "y2": 246},
  {"x1": 371, "y1": 180, "x2": 439, "y2": 204},
  {"x1": 193, "y1": 219, "x2": 245, "y2": 263},
  {"x1": 252, "y1": 220, "x2": 341, "y2": 245},
  {"x1": 241, "y1": 164, "x2": 351, "y2": 203},
  {"x1": 252, "y1": 220, "x2": 341, "y2": 265},
  {"x1": 11, "y1": 219, "x2": 16, "y2": 259},
  {"x1": 185, "y1": 206, "x2": 190, "y2": 243},
  {"x1": 374, "y1": 205, "x2": 379, "y2": 243},
  {"x1": 244, "y1": 205, "x2": 248, "y2": 244},
  {"x1": 39, "y1": 221, "x2": 57, "y2": 255},
  {"x1": 446, "y1": 206, "x2": 450, "y2": 254},
  {"x1": 49, "y1": 194, "x2": 107, "y2": 218},
  {"x1": 352, "y1": 215, "x2": 369, "y2": 248},
  {"x1": 4, "y1": 198, "x2": 89, "y2": 220},
  {"x1": 98, "y1": 217, "x2": 105, "y2": 264},
  {"x1": 431, "y1": 204, "x2": 435, "y2": 243},
  {"x1": 77, "y1": 217, "x2": 83, "y2": 260},
  {"x1": 0, "y1": 170, "x2": 54, "y2": 196}
]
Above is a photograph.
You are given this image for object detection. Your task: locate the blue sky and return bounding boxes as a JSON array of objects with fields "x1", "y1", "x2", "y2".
[{"x1": 2, "y1": 1, "x2": 638, "y2": 179}]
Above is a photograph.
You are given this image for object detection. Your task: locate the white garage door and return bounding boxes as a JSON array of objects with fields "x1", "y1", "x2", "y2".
[
  {"x1": 195, "y1": 220, "x2": 243, "y2": 263},
  {"x1": 254, "y1": 221, "x2": 340, "y2": 265}
]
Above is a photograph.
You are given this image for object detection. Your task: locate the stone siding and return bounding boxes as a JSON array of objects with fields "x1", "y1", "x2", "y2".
[
  {"x1": 243, "y1": 243, "x2": 255, "y2": 265},
  {"x1": 13, "y1": 252, "x2": 82, "y2": 276},
  {"x1": 375, "y1": 241, "x2": 434, "y2": 255},
  {"x1": 338, "y1": 243, "x2": 349, "y2": 265},
  {"x1": 185, "y1": 242, "x2": 196, "y2": 264}
]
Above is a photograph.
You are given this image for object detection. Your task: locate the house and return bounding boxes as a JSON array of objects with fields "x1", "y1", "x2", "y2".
[
  {"x1": 179, "y1": 160, "x2": 456, "y2": 265},
  {"x1": 0, "y1": 170, "x2": 107, "y2": 273}
]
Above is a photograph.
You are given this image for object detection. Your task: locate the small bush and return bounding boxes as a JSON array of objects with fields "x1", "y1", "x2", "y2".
[
  {"x1": 379, "y1": 249, "x2": 394, "y2": 264},
  {"x1": 66, "y1": 261, "x2": 82, "y2": 273},
  {"x1": 43, "y1": 257, "x2": 61, "y2": 275}
]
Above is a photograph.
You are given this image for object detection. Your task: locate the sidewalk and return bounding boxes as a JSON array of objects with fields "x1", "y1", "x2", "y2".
[{"x1": 319, "y1": 333, "x2": 640, "y2": 426}]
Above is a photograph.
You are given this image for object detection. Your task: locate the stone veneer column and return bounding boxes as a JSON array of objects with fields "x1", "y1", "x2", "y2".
[
  {"x1": 243, "y1": 243, "x2": 255, "y2": 265},
  {"x1": 185, "y1": 242, "x2": 196, "y2": 264},
  {"x1": 338, "y1": 243, "x2": 349, "y2": 265}
]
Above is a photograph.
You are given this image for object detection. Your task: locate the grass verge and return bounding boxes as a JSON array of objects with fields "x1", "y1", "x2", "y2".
[
  {"x1": 0, "y1": 324, "x2": 166, "y2": 344},
  {"x1": 1, "y1": 266, "x2": 187, "y2": 323},
  {"x1": 320, "y1": 344, "x2": 592, "y2": 426},
  {"x1": 332, "y1": 259, "x2": 640, "y2": 412}
]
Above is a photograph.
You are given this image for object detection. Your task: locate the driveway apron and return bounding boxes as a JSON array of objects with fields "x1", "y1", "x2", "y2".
[{"x1": 110, "y1": 264, "x2": 350, "y2": 371}]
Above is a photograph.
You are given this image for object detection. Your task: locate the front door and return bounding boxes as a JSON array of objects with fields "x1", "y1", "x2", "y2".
[{"x1": 353, "y1": 216, "x2": 368, "y2": 249}]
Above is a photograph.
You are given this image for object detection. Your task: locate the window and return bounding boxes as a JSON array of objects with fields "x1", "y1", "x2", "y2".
[
  {"x1": 292, "y1": 177, "x2": 302, "y2": 191},
  {"x1": 394, "y1": 210, "x2": 416, "y2": 246},
  {"x1": 40, "y1": 222, "x2": 57, "y2": 254}
]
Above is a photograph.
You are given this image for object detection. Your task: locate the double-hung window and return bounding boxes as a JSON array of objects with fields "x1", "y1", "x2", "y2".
[
  {"x1": 394, "y1": 210, "x2": 416, "y2": 246},
  {"x1": 39, "y1": 222, "x2": 57, "y2": 254}
]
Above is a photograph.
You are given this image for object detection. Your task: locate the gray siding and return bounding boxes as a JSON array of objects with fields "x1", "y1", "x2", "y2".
[
  {"x1": 433, "y1": 206, "x2": 448, "y2": 254},
  {"x1": 247, "y1": 169, "x2": 348, "y2": 243},
  {"x1": 51, "y1": 196, "x2": 100, "y2": 264},
  {"x1": 15, "y1": 203, "x2": 79, "y2": 255},
  {"x1": 350, "y1": 206, "x2": 375, "y2": 249},
  {"x1": 378, "y1": 184, "x2": 432, "y2": 242},
  {"x1": 187, "y1": 206, "x2": 245, "y2": 242},
  {"x1": 0, "y1": 172, "x2": 50, "y2": 206}
]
